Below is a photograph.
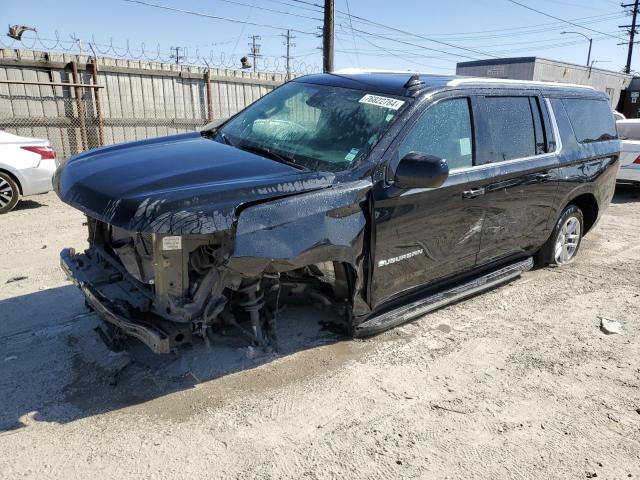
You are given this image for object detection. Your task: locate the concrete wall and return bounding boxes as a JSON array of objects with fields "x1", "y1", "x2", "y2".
[{"x1": 0, "y1": 48, "x2": 289, "y2": 159}]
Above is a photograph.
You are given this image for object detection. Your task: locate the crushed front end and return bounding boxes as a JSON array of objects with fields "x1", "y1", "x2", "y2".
[
  {"x1": 61, "y1": 213, "x2": 360, "y2": 353},
  {"x1": 54, "y1": 133, "x2": 372, "y2": 353},
  {"x1": 62, "y1": 219, "x2": 238, "y2": 353}
]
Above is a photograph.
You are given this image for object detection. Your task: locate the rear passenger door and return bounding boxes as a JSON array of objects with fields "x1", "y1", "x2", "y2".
[{"x1": 468, "y1": 92, "x2": 560, "y2": 266}]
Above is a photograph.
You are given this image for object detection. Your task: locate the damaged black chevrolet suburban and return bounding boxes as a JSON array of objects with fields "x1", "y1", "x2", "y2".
[{"x1": 56, "y1": 71, "x2": 619, "y2": 353}]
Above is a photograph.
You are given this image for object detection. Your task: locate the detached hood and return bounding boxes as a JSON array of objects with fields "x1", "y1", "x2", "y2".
[{"x1": 55, "y1": 132, "x2": 335, "y2": 234}]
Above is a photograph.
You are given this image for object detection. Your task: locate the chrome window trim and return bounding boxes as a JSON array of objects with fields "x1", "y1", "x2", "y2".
[{"x1": 446, "y1": 97, "x2": 563, "y2": 178}]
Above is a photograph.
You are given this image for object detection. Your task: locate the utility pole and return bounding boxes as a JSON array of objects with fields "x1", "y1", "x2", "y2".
[
  {"x1": 170, "y1": 46, "x2": 184, "y2": 64},
  {"x1": 322, "y1": 0, "x2": 334, "y2": 72},
  {"x1": 248, "y1": 35, "x2": 262, "y2": 72},
  {"x1": 282, "y1": 29, "x2": 295, "y2": 80},
  {"x1": 621, "y1": 0, "x2": 639, "y2": 73}
]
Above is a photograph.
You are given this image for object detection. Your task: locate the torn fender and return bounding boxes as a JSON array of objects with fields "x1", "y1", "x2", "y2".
[{"x1": 228, "y1": 179, "x2": 373, "y2": 277}]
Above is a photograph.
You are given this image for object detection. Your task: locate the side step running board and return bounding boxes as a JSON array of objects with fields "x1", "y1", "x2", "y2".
[{"x1": 354, "y1": 257, "x2": 534, "y2": 337}]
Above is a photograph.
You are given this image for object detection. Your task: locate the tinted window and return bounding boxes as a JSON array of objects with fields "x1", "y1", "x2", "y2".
[
  {"x1": 399, "y1": 98, "x2": 473, "y2": 170},
  {"x1": 482, "y1": 96, "x2": 536, "y2": 162},
  {"x1": 562, "y1": 98, "x2": 617, "y2": 143}
]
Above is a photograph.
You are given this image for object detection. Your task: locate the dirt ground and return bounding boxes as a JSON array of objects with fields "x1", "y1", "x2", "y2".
[{"x1": 0, "y1": 188, "x2": 639, "y2": 479}]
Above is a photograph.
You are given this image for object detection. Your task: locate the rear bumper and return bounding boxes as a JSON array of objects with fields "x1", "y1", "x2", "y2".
[
  {"x1": 60, "y1": 248, "x2": 190, "y2": 353},
  {"x1": 20, "y1": 159, "x2": 56, "y2": 196},
  {"x1": 617, "y1": 164, "x2": 640, "y2": 184}
]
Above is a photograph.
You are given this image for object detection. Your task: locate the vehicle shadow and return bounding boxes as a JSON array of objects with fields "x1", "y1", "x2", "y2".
[
  {"x1": 0, "y1": 285, "x2": 350, "y2": 432},
  {"x1": 612, "y1": 184, "x2": 640, "y2": 203},
  {"x1": 12, "y1": 199, "x2": 46, "y2": 211}
]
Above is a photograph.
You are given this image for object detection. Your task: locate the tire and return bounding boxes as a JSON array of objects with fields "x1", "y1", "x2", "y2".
[
  {"x1": 0, "y1": 172, "x2": 20, "y2": 214},
  {"x1": 537, "y1": 205, "x2": 584, "y2": 267}
]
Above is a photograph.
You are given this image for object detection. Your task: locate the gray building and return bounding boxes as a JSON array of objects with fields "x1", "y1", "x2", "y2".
[{"x1": 456, "y1": 57, "x2": 632, "y2": 106}]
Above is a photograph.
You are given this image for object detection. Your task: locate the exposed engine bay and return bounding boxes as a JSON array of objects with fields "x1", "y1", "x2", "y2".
[{"x1": 61, "y1": 217, "x2": 354, "y2": 353}]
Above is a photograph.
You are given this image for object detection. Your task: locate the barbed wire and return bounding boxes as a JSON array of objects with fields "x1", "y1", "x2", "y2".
[{"x1": 0, "y1": 31, "x2": 321, "y2": 74}]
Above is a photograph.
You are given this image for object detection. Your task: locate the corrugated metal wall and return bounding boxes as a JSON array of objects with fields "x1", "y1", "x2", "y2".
[
  {"x1": 532, "y1": 58, "x2": 631, "y2": 106},
  {"x1": 0, "y1": 49, "x2": 288, "y2": 159},
  {"x1": 456, "y1": 59, "x2": 536, "y2": 81},
  {"x1": 456, "y1": 57, "x2": 632, "y2": 107}
]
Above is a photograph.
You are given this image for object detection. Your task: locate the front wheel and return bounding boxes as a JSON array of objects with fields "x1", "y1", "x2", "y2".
[
  {"x1": 537, "y1": 205, "x2": 584, "y2": 266},
  {"x1": 0, "y1": 172, "x2": 20, "y2": 214}
]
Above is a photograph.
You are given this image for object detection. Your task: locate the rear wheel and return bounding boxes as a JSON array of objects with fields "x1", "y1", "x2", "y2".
[
  {"x1": 537, "y1": 205, "x2": 584, "y2": 266},
  {"x1": 0, "y1": 173, "x2": 20, "y2": 214}
]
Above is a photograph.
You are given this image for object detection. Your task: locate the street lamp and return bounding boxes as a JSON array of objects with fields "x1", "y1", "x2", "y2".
[
  {"x1": 588, "y1": 60, "x2": 611, "y2": 78},
  {"x1": 560, "y1": 31, "x2": 592, "y2": 66}
]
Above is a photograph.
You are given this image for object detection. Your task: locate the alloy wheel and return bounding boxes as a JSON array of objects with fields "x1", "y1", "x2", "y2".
[
  {"x1": 554, "y1": 216, "x2": 581, "y2": 265},
  {"x1": 0, "y1": 176, "x2": 14, "y2": 209}
]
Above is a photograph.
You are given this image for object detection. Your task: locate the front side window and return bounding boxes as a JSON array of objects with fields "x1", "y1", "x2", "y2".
[
  {"x1": 562, "y1": 98, "x2": 617, "y2": 143},
  {"x1": 482, "y1": 96, "x2": 537, "y2": 162},
  {"x1": 398, "y1": 98, "x2": 474, "y2": 170},
  {"x1": 215, "y1": 82, "x2": 408, "y2": 172}
]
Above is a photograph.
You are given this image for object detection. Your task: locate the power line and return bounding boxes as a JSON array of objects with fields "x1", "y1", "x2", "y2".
[
  {"x1": 344, "y1": 0, "x2": 360, "y2": 66},
  {"x1": 506, "y1": 0, "x2": 626, "y2": 41},
  {"x1": 351, "y1": 13, "x2": 625, "y2": 42},
  {"x1": 332, "y1": 12, "x2": 499, "y2": 58},
  {"x1": 209, "y1": 0, "x2": 323, "y2": 21},
  {"x1": 360, "y1": 11, "x2": 622, "y2": 39},
  {"x1": 321, "y1": 0, "x2": 622, "y2": 60},
  {"x1": 337, "y1": 30, "x2": 617, "y2": 51},
  {"x1": 262, "y1": 0, "x2": 323, "y2": 13},
  {"x1": 535, "y1": 0, "x2": 615, "y2": 12},
  {"x1": 230, "y1": 0, "x2": 255, "y2": 60},
  {"x1": 120, "y1": 0, "x2": 318, "y2": 35},
  {"x1": 291, "y1": 0, "x2": 506, "y2": 58},
  {"x1": 487, "y1": 35, "x2": 612, "y2": 56},
  {"x1": 353, "y1": 31, "x2": 454, "y2": 70},
  {"x1": 285, "y1": 0, "x2": 325, "y2": 8},
  {"x1": 347, "y1": 26, "x2": 484, "y2": 60}
]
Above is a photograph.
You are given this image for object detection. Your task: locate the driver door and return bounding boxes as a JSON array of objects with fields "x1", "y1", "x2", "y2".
[{"x1": 370, "y1": 95, "x2": 484, "y2": 309}]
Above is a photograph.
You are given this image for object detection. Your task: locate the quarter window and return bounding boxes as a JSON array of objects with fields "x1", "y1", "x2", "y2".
[
  {"x1": 562, "y1": 98, "x2": 617, "y2": 143},
  {"x1": 398, "y1": 98, "x2": 473, "y2": 170}
]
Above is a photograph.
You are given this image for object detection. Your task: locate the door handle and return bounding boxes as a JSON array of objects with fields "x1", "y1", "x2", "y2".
[
  {"x1": 462, "y1": 187, "x2": 485, "y2": 199},
  {"x1": 536, "y1": 173, "x2": 552, "y2": 181}
]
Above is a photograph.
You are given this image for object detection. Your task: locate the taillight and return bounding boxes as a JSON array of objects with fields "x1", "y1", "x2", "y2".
[
  {"x1": 634, "y1": 155, "x2": 640, "y2": 164},
  {"x1": 20, "y1": 145, "x2": 56, "y2": 160}
]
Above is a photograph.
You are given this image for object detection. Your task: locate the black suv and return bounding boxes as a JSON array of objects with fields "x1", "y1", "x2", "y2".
[{"x1": 56, "y1": 71, "x2": 619, "y2": 353}]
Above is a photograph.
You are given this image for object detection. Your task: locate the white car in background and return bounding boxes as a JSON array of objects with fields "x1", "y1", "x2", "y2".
[
  {"x1": 616, "y1": 119, "x2": 640, "y2": 186},
  {"x1": 0, "y1": 131, "x2": 58, "y2": 213}
]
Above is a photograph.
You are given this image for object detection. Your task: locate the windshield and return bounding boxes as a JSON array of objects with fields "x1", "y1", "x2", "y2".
[{"x1": 215, "y1": 82, "x2": 408, "y2": 172}]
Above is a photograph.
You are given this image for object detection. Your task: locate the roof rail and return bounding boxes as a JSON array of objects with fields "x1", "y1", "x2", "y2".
[{"x1": 447, "y1": 77, "x2": 595, "y2": 90}]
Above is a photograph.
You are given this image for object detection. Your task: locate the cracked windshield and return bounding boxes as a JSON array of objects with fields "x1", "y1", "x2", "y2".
[{"x1": 216, "y1": 82, "x2": 407, "y2": 171}]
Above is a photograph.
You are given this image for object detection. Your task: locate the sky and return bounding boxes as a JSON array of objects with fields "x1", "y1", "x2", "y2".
[{"x1": 1, "y1": 0, "x2": 636, "y2": 75}]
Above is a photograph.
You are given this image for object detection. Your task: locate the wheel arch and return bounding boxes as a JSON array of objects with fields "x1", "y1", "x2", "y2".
[
  {"x1": 566, "y1": 193, "x2": 598, "y2": 234},
  {"x1": 0, "y1": 168, "x2": 23, "y2": 195}
]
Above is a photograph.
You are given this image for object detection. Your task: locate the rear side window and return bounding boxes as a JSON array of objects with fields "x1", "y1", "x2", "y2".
[
  {"x1": 398, "y1": 97, "x2": 473, "y2": 170},
  {"x1": 562, "y1": 98, "x2": 617, "y2": 143},
  {"x1": 481, "y1": 96, "x2": 537, "y2": 162}
]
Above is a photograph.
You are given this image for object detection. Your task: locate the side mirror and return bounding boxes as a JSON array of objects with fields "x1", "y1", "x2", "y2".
[{"x1": 393, "y1": 152, "x2": 449, "y2": 189}]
